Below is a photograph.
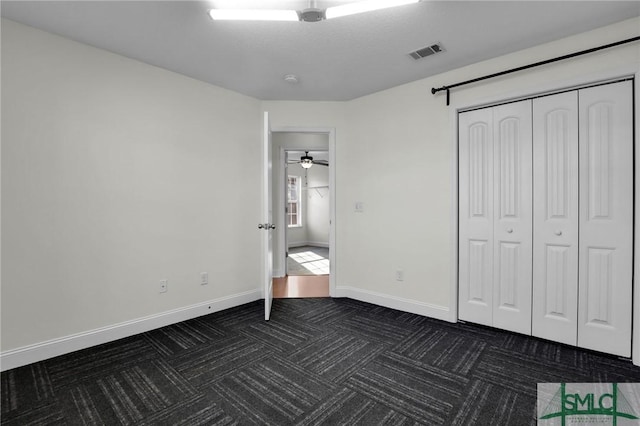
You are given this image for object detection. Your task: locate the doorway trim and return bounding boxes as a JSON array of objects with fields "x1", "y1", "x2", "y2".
[
  {"x1": 272, "y1": 126, "x2": 336, "y2": 297},
  {"x1": 449, "y1": 65, "x2": 639, "y2": 365}
]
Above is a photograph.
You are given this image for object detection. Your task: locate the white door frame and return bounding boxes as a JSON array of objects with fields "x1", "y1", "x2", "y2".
[
  {"x1": 272, "y1": 126, "x2": 337, "y2": 297},
  {"x1": 282, "y1": 147, "x2": 289, "y2": 275},
  {"x1": 448, "y1": 66, "x2": 639, "y2": 365}
]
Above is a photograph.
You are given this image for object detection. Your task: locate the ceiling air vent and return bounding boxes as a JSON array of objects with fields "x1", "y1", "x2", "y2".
[{"x1": 409, "y1": 43, "x2": 444, "y2": 60}]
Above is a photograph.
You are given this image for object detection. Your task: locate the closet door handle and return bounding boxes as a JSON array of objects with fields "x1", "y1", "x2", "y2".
[
  {"x1": 554, "y1": 230, "x2": 563, "y2": 236},
  {"x1": 506, "y1": 228, "x2": 513, "y2": 233}
]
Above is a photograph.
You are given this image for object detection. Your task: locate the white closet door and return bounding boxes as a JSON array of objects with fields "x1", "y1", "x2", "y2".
[
  {"x1": 532, "y1": 91, "x2": 579, "y2": 346},
  {"x1": 578, "y1": 81, "x2": 633, "y2": 357},
  {"x1": 492, "y1": 100, "x2": 533, "y2": 334},
  {"x1": 459, "y1": 108, "x2": 494, "y2": 326}
]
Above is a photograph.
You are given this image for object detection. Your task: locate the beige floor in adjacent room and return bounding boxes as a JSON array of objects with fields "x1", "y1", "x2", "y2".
[
  {"x1": 273, "y1": 275, "x2": 330, "y2": 298},
  {"x1": 287, "y1": 246, "x2": 330, "y2": 276}
]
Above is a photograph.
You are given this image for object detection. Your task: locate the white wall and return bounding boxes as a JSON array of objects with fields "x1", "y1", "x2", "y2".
[
  {"x1": 1, "y1": 20, "x2": 262, "y2": 356},
  {"x1": 306, "y1": 162, "x2": 330, "y2": 247},
  {"x1": 265, "y1": 17, "x2": 640, "y2": 321}
]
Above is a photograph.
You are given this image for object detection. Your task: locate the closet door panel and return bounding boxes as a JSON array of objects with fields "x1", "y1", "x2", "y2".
[
  {"x1": 532, "y1": 91, "x2": 579, "y2": 345},
  {"x1": 459, "y1": 108, "x2": 494, "y2": 326},
  {"x1": 492, "y1": 100, "x2": 533, "y2": 334},
  {"x1": 578, "y1": 81, "x2": 633, "y2": 357}
]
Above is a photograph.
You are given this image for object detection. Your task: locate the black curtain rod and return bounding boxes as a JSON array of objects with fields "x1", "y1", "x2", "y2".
[{"x1": 431, "y1": 36, "x2": 640, "y2": 105}]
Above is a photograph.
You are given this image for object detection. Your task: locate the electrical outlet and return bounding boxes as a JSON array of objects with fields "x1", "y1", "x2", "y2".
[
  {"x1": 159, "y1": 279, "x2": 168, "y2": 293},
  {"x1": 355, "y1": 201, "x2": 364, "y2": 213},
  {"x1": 200, "y1": 272, "x2": 208, "y2": 286},
  {"x1": 396, "y1": 269, "x2": 404, "y2": 282}
]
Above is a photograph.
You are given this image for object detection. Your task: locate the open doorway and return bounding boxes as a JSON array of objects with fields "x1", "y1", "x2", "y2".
[
  {"x1": 270, "y1": 131, "x2": 334, "y2": 298},
  {"x1": 285, "y1": 150, "x2": 330, "y2": 277}
]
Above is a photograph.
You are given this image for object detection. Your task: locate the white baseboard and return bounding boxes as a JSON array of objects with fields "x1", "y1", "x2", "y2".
[
  {"x1": 273, "y1": 268, "x2": 285, "y2": 278},
  {"x1": 0, "y1": 289, "x2": 262, "y2": 372},
  {"x1": 306, "y1": 241, "x2": 329, "y2": 248},
  {"x1": 334, "y1": 286, "x2": 452, "y2": 323},
  {"x1": 288, "y1": 241, "x2": 329, "y2": 249}
]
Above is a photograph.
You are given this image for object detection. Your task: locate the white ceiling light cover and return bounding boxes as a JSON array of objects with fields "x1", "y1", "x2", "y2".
[
  {"x1": 325, "y1": 0, "x2": 420, "y2": 19},
  {"x1": 209, "y1": 0, "x2": 421, "y2": 22}
]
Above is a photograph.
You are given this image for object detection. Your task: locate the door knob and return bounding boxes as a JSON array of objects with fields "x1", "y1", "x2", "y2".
[
  {"x1": 506, "y1": 228, "x2": 513, "y2": 233},
  {"x1": 269, "y1": 224, "x2": 276, "y2": 230},
  {"x1": 555, "y1": 230, "x2": 562, "y2": 236},
  {"x1": 258, "y1": 223, "x2": 264, "y2": 229}
]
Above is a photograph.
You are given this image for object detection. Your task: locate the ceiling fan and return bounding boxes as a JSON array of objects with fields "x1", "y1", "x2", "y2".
[
  {"x1": 288, "y1": 152, "x2": 329, "y2": 168},
  {"x1": 209, "y1": 0, "x2": 420, "y2": 22}
]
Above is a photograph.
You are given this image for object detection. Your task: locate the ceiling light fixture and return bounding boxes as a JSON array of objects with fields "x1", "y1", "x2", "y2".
[
  {"x1": 209, "y1": 0, "x2": 421, "y2": 22},
  {"x1": 300, "y1": 154, "x2": 314, "y2": 169},
  {"x1": 208, "y1": 9, "x2": 298, "y2": 21},
  {"x1": 288, "y1": 151, "x2": 329, "y2": 168},
  {"x1": 325, "y1": 0, "x2": 420, "y2": 20},
  {"x1": 284, "y1": 74, "x2": 299, "y2": 84}
]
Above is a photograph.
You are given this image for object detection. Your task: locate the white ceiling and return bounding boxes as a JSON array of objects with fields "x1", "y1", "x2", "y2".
[{"x1": 2, "y1": 1, "x2": 639, "y2": 101}]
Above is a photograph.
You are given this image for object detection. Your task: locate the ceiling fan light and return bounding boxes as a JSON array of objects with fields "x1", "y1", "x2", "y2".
[
  {"x1": 208, "y1": 9, "x2": 299, "y2": 21},
  {"x1": 300, "y1": 158, "x2": 314, "y2": 168},
  {"x1": 325, "y1": 0, "x2": 420, "y2": 20}
]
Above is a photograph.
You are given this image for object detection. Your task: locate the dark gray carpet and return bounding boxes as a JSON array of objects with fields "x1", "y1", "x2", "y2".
[{"x1": 2, "y1": 298, "x2": 640, "y2": 425}]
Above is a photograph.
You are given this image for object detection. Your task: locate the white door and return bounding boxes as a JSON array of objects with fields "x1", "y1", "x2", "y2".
[
  {"x1": 577, "y1": 81, "x2": 633, "y2": 357},
  {"x1": 262, "y1": 112, "x2": 274, "y2": 321},
  {"x1": 459, "y1": 107, "x2": 494, "y2": 326},
  {"x1": 532, "y1": 91, "x2": 579, "y2": 346},
  {"x1": 492, "y1": 100, "x2": 533, "y2": 334}
]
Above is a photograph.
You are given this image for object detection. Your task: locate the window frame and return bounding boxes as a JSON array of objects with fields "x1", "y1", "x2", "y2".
[{"x1": 287, "y1": 175, "x2": 302, "y2": 228}]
